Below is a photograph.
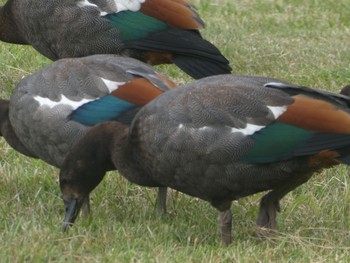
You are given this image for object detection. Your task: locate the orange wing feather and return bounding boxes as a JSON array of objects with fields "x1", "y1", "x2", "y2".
[
  {"x1": 278, "y1": 95, "x2": 350, "y2": 134},
  {"x1": 112, "y1": 78, "x2": 165, "y2": 106},
  {"x1": 140, "y1": 0, "x2": 205, "y2": 29},
  {"x1": 308, "y1": 150, "x2": 340, "y2": 169}
]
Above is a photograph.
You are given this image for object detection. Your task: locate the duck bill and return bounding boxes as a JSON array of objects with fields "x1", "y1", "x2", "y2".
[{"x1": 62, "y1": 198, "x2": 81, "y2": 232}]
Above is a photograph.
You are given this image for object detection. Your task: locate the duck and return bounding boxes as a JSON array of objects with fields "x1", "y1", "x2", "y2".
[
  {"x1": 0, "y1": 0, "x2": 232, "y2": 79},
  {"x1": 0, "y1": 54, "x2": 175, "y2": 213},
  {"x1": 59, "y1": 74, "x2": 350, "y2": 245}
]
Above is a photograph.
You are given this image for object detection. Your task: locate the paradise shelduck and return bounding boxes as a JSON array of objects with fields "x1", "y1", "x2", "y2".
[
  {"x1": 0, "y1": 0, "x2": 232, "y2": 79},
  {"x1": 59, "y1": 75, "x2": 350, "y2": 245},
  {"x1": 0, "y1": 54, "x2": 175, "y2": 213}
]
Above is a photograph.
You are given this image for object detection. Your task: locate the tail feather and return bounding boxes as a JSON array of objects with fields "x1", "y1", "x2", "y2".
[
  {"x1": 172, "y1": 55, "x2": 230, "y2": 79},
  {"x1": 125, "y1": 28, "x2": 232, "y2": 79}
]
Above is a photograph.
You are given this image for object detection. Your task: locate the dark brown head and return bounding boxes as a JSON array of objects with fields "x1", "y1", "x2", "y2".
[
  {"x1": 60, "y1": 122, "x2": 126, "y2": 231},
  {"x1": 60, "y1": 158, "x2": 105, "y2": 231}
]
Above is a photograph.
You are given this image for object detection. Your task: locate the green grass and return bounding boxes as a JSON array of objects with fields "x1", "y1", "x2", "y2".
[{"x1": 1, "y1": 0, "x2": 350, "y2": 261}]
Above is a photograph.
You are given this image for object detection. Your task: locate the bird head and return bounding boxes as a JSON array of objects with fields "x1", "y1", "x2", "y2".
[
  {"x1": 60, "y1": 158, "x2": 93, "y2": 232},
  {"x1": 59, "y1": 132, "x2": 112, "y2": 231}
]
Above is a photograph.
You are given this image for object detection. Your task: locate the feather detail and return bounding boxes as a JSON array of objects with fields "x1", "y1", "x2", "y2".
[
  {"x1": 140, "y1": 0, "x2": 204, "y2": 29},
  {"x1": 278, "y1": 95, "x2": 350, "y2": 133},
  {"x1": 244, "y1": 123, "x2": 313, "y2": 163},
  {"x1": 114, "y1": 0, "x2": 145, "y2": 12},
  {"x1": 126, "y1": 28, "x2": 232, "y2": 78},
  {"x1": 111, "y1": 77, "x2": 165, "y2": 106},
  {"x1": 69, "y1": 77, "x2": 160, "y2": 126},
  {"x1": 70, "y1": 95, "x2": 135, "y2": 126},
  {"x1": 307, "y1": 150, "x2": 340, "y2": 169},
  {"x1": 245, "y1": 95, "x2": 350, "y2": 164},
  {"x1": 70, "y1": 67, "x2": 173, "y2": 126},
  {"x1": 127, "y1": 67, "x2": 177, "y2": 90},
  {"x1": 105, "y1": 11, "x2": 167, "y2": 41},
  {"x1": 264, "y1": 82, "x2": 350, "y2": 107}
]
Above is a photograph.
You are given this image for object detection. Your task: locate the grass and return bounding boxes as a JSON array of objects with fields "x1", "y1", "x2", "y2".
[{"x1": 1, "y1": 0, "x2": 350, "y2": 261}]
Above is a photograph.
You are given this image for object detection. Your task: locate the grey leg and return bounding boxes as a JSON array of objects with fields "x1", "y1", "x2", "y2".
[
  {"x1": 256, "y1": 191, "x2": 280, "y2": 230},
  {"x1": 218, "y1": 209, "x2": 233, "y2": 246},
  {"x1": 256, "y1": 172, "x2": 313, "y2": 236},
  {"x1": 156, "y1": 187, "x2": 167, "y2": 214}
]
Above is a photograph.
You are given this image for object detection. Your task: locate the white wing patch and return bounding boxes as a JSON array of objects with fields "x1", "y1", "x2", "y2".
[
  {"x1": 77, "y1": 0, "x2": 107, "y2": 16},
  {"x1": 34, "y1": 78, "x2": 126, "y2": 110},
  {"x1": 113, "y1": 0, "x2": 146, "y2": 12},
  {"x1": 267, "y1": 105, "x2": 287, "y2": 119},
  {"x1": 264, "y1": 82, "x2": 289, "y2": 88},
  {"x1": 78, "y1": 0, "x2": 146, "y2": 15},
  {"x1": 101, "y1": 78, "x2": 126, "y2": 93},
  {"x1": 177, "y1": 123, "x2": 265, "y2": 136},
  {"x1": 34, "y1": 95, "x2": 94, "y2": 110},
  {"x1": 177, "y1": 124, "x2": 210, "y2": 131},
  {"x1": 230, "y1": 123, "x2": 265, "y2": 135},
  {"x1": 77, "y1": 0, "x2": 98, "y2": 8},
  {"x1": 198, "y1": 126, "x2": 209, "y2": 131}
]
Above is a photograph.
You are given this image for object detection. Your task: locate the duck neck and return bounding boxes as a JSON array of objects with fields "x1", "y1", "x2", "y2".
[
  {"x1": 61, "y1": 120, "x2": 160, "y2": 195},
  {"x1": 0, "y1": 1, "x2": 28, "y2": 44},
  {"x1": 108, "y1": 122, "x2": 159, "y2": 186},
  {"x1": 67, "y1": 121, "x2": 131, "y2": 175}
]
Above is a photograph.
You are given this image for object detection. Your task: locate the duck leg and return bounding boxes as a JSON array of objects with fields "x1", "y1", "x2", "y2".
[
  {"x1": 156, "y1": 187, "x2": 167, "y2": 214},
  {"x1": 256, "y1": 191, "x2": 280, "y2": 231},
  {"x1": 218, "y1": 209, "x2": 232, "y2": 245},
  {"x1": 256, "y1": 172, "x2": 313, "y2": 234},
  {"x1": 213, "y1": 201, "x2": 232, "y2": 245}
]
